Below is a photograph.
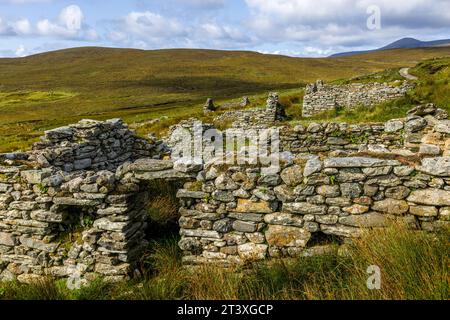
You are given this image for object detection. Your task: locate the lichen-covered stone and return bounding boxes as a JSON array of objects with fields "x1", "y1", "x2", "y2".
[
  {"x1": 342, "y1": 204, "x2": 369, "y2": 215},
  {"x1": 264, "y1": 213, "x2": 303, "y2": 227},
  {"x1": 304, "y1": 157, "x2": 322, "y2": 177},
  {"x1": 407, "y1": 189, "x2": 450, "y2": 206},
  {"x1": 372, "y1": 199, "x2": 409, "y2": 215},
  {"x1": 384, "y1": 186, "x2": 410, "y2": 200},
  {"x1": 316, "y1": 185, "x2": 340, "y2": 197},
  {"x1": 280, "y1": 165, "x2": 303, "y2": 186},
  {"x1": 321, "y1": 224, "x2": 362, "y2": 237},
  {"x1": 339, "y1": 213, "x2": 389, "y2": 228},
  {"x1": 283, "y1": 202, "x2": 327, "y2": 215},
  {"x1": 409, "y1": 205, "x2": 438, "y2": 217},
  {"x1": 418, "y1": 157, "x2": 450, "y2": 177},
  {"x1": 265, "y1": 225, "x2": 311, "y2": 247},
  {"x1": 237, "y1": 243, "x2": 268, "y2": 261},
  {"x1": 234, "y1": 199, "x2": 274, "y2": 213}
]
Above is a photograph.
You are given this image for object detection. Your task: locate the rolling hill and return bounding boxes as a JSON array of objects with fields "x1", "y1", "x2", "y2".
[
  {"x1": 331, "y1": 37, "x2": 450, "y2": 57},
  {"x1": 1, "y1": 45, "x2": 450, "y2": 152}
]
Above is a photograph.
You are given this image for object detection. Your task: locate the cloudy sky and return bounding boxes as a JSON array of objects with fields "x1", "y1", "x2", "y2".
[{"x1": 0, "y1": 0, "x2": 449, "y2": 58}]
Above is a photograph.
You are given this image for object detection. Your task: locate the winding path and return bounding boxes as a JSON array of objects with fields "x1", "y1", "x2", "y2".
[{"x1": 399, "y1": 67, "x2": 418, "y2": 80}]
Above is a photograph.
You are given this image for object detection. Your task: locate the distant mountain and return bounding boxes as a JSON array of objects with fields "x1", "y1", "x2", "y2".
[{"x1": 331, "y1": 37, "x2": 450, "y2": 57}]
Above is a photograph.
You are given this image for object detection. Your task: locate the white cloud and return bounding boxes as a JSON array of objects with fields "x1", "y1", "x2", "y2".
[
  {"x1": 15, "y1": 44, "x2": 26, "y2": 56},
  {"x1": 58, "y1": 4, "x2": 83, "y2": 31},
  {"x1": 109, "y1": 10, "x2": 253, "y2": 49},
  {"x1": 36, "y1": 5, "x2": 96, "y2": 40},
  {"x1": 12, "y1": 18, "x2": 32, "y2": 34},
  {"x1": 123, "y1": 11, "x2": 186, "y2": 41},
  {"x1": 0, "y1": 5, "x2": 99, "y2": 41},
  {"x1": 199, "y1": 23, "x2": 246, "y2": 41},
  {"x1": 244, "y1": 0, "x2": 450, "y2": 52}
]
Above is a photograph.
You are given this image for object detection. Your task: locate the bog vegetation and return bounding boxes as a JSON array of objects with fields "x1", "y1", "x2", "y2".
[{"x1": 0, "y1": 46, "x2": 449, "y2": 152}]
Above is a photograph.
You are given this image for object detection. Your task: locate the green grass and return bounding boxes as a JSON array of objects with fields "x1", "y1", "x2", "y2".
[
  {"x1": 1, "y1": 224, "x2": 447, "y2": 300},
  {"x1": 0, "y1": 91, "x2": 76, "y2": 107},
  {"x1": 333, "y1": 67, "x2": 405, "y2": 85},
  {"x1": 409, "y1": 57, "x2": 450, "y2": 109},
  {"x1": 294, "y1": 95, "x2": 417, "y2": 125},
  {"x1": 288, "y1": 56, "x2": 450, "y2": 126},
  {"x1": 1, "y1": 46, "x2": 450, "y2": 152}
]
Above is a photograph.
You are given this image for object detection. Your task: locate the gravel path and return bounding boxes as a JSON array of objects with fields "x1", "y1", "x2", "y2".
[{"x1": 399, "y1": 67, "x2": 418, "y2": 80}]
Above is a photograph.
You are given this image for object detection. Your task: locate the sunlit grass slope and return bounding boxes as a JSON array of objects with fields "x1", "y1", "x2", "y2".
[{"x1": 0, "y1": 46, "x2": 449, "y2": 152}]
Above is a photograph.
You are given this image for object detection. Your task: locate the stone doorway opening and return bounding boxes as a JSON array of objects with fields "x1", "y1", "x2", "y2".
[
  {"x1": 144, "y1": 179, "x2": 184, "y2": 240},
  {"x1": 134, "y1": 178, "x2": 192, "y2": 275}
]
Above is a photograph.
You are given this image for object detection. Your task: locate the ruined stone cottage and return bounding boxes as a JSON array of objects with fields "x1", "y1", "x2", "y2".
[
  {"x1": 0, "y1": 97, "x2": 449, "y2": 283},
  {"x1": 302, "y1": 80, "x2": 413, "y2": 117}
]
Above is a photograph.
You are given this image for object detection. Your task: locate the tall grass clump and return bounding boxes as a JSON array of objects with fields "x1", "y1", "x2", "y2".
[
  {"x1": 0, "y1": 223, "x2": 447, "y2": 300},
  {"x1": 0, "y1": 277, "x2": 65, "y2": 300},
  {"x1": 145, "y1": 180, "x2": 182, "y2": 228},
  {"x1": 303, "y1": 224, "x2": 449, "y2": 300}
]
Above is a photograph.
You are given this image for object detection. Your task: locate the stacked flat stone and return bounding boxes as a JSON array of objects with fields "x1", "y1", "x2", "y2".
[
  {"x1": 178, "y1": 153, "x2": 450, "y2": 266},
  {"x1": 213, "y1": 96, "x2": 251, "y2": 111},
  {"x1": 30, "y1": 118, "x2": 159, "y2": 172},
  {"x1": 303, "y1": 80, "x2": 414, "y2": 117},
  {"x1": 0, "y1": 157, "x2": 198, "y2": 283},
  {"x1": 0, "y1": 104, "x2": 449, "y2": 282},
  {"x1": 214, "y1": 92, "x2": 285, "y2": 129}
]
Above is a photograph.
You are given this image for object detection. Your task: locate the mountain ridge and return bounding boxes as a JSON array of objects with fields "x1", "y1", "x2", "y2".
[{"x1": 331, "y1": 37, "x2": 450, "y2": 57}]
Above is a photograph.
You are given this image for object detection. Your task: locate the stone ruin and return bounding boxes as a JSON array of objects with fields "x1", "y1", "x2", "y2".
[
  {"x1": 214, "y1": 92, "x2": 285, "y2": 129},
  {"x1": 302, "y1": 80, "x2": 413, "y2": 117},
  {"x1": 203, "y1": 96, "x2": 251, "y2": 114},
  {"x1": 0, "y1": 100, "x2": 449, "y2": 283},
  {"x1": 203, "y1": 98, "x2": 216, "y2": 113}
]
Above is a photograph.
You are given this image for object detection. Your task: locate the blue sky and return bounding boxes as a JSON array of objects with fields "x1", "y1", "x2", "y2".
[{"x1": 0, "y1": 0, "x2": 449, "y2": 57}]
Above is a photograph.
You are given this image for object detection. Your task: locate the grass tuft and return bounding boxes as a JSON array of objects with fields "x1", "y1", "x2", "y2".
[{"x1": 1, "y1": 223, "x2": 447, "y2": 300}]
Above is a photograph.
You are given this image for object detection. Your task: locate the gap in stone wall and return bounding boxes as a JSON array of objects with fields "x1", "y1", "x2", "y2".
[
  {"x1": 306, "y1": 232, "x2": 343, "y2": 248},
  {"x1": 144, "y1": 179, "x2": 184, "y2": 241}
]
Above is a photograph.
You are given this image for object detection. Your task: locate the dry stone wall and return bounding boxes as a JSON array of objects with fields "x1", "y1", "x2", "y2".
[
  {"x1": 302, "y1": 80, "x2": 413, "y2": 117},
  {"x1": 0, "y1": 156, "x2": 197, "y2": 283},
  {"x1": 28, "y1": 118, "x2": 162, "y2": 172},
  {"x1": 0, "y1": 103, "x2": 449, "y2": 282},
  {"x1": 175, "y1": 103, "x2": 450, "y2": 265},
  {"x1": 177, "y1": 154, "x2": 450, "y2": 266},
  {"x1": 214, "y1": 93, "x2": 286, "y2": 129}
]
